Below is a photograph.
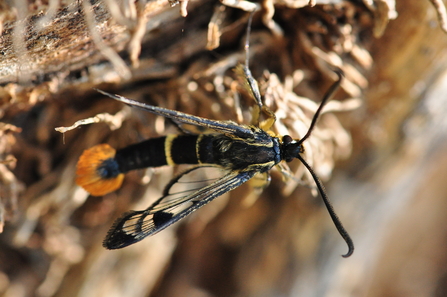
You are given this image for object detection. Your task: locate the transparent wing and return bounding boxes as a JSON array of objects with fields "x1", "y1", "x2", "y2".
[
  {"x1": 95, "y1": 89, "x2": 255, "y2": 138},
  {"x1": 103, "y1": 168, "x2": 256, "y2": 249}
]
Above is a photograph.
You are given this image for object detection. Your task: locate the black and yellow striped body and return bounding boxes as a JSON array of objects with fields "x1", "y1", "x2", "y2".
[{"x1": 114, "y1": 128, "x2": 282, "y2": 174}]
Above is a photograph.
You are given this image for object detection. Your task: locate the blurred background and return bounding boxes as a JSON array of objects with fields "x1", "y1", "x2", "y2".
[{"x1": 1, "y1": 0, "x2": 447, "y2": 296}]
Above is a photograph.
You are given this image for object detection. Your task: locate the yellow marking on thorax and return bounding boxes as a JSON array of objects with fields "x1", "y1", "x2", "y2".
[
  {"x1": 267, "y1": 130, "x2": 277, "y2": 137},
  {"x1": 259, "y1": 117, "x2": 275, "y2": 131},
  {"x1": 164, "y1": 134, "x2": 177, "y2": 166},
  {"x1": 245, "y1": 161, "x2": 276, "y2": 171}
]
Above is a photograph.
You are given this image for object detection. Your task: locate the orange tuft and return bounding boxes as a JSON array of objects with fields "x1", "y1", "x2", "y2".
[{"x1": 76, "y1": 144, "x2": 124, "y2": 196}]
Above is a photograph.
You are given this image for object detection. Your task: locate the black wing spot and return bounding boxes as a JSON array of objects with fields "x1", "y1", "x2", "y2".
[{"x1": 152, "y1": 211, "x2": 174, "y2": 228}]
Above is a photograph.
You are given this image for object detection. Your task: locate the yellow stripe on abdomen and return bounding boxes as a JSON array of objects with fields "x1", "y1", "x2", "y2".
[{"x1": 164, "y1": 134, "x2": 177, "y2": 166}]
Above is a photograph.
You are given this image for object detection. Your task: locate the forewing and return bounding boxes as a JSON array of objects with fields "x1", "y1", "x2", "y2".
[
  {"x1": 95, "y1": 89, "x2": 254, "y2": 138},
  {"x1": 103, "y1": 169, "x2": 256, "y2": 249}
]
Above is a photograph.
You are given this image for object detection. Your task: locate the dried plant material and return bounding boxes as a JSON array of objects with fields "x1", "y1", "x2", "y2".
[
  {"x1": 362, "y1": 0, "x2": 397, "y2": 37},
  {"x1": 207, "y1": 5, "x2": 226, "y2": 50},
  {"x1": 55, "y1": 107, "x2": 130, "y2": 133},
  {"x1": 262, "y1": 0, "x2": 284, "y2": 36},
  {"x1": 9, "y1": 1, "x2": 447, "y2": 297},
  {"x1": 35, "y1": 0, "x2": 61, "y2": 30},
  {"x1": 179, "y1": 0, "x2": 190, "y2": 17},
  {"x1": 220, "y1": 0, "x2": 260, "y2": 12},
  {"x1": 350, "y1": 44, "x2": 374, "y2": 69},
  {"x1": 103, "y1": 0, "x2": 137, "y2": 27},
  {"x1": 429, "y1": 0, "x2": 447, "y2": 33},
  {"x1": 0, "y1": 155, "x2": 16, "y2": 165},
  {"x1": 372, "y1": 0, "x2": 393, "y2": 37},
  {"x1": 0, "y1": 164, "x2": 21, "y2": 232},
  {"x1": 0, "y1": 204, "x2": 4, "y2": 233},
  {"x1": 82, "y1": 0, "x2": 131, "y2": 80},
  {"x1": 0, "y1": 122, "x2": 21, "y2": 134},
  {"x1": 127, "y1": 5, "x2": 148, "y2": 68},
  {"x1": 0, "y1": 123, "x2": 22, "y2": 233}
]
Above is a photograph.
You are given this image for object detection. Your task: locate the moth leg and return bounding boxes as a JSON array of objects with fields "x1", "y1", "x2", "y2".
[
  {"x1": 276, "y1": 163, "x2": 295, "y2": 183},
  {"x1": 258, "y1": 105, "x2": 276, "y2": 131},
  {"x1": 247, "y1": 80, "x2": 276, "y2": 131},
  {"x1": 242, "y1": 172, "x2": 270, "y2": 207},
  {"x1": 276, "y1": 163, "x2": 314, "y2": 187},
  {"x1": 235, "y1": 65, "x2": 277, "y2": 130},
  {"x1": 249, "y1": 172, "x2": 271, "y2": 190}
]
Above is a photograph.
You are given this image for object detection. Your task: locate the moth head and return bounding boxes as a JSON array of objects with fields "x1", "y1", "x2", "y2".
[{"x1": 282, "y1": 135, "x2": 304, "y2": 162}]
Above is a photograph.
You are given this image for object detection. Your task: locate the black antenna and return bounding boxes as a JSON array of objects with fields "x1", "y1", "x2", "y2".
[
  {"x1": 298, "y1": 70, "x2": 354, "y2": 257},
  {"x1": 296, "y1": 70, "x2": 344, "y2": 147},
  {"x1": 297, "y1": 153, "x2": 354, "y2": 257}
]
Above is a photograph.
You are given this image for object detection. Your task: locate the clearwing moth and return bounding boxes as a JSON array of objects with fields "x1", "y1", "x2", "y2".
[{"x1": 75, "y1": 14, "x2": 354, "y2": 257}]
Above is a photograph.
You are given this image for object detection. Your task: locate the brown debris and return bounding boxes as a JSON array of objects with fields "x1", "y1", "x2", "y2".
[{"x1": 1, "y1": 1, "x2": 447, "y2": 297}]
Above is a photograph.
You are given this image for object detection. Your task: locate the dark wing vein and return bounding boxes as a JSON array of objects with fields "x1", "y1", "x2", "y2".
[{"x1": 103, "y1": 170, "x2": 256, "y2": 249}]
